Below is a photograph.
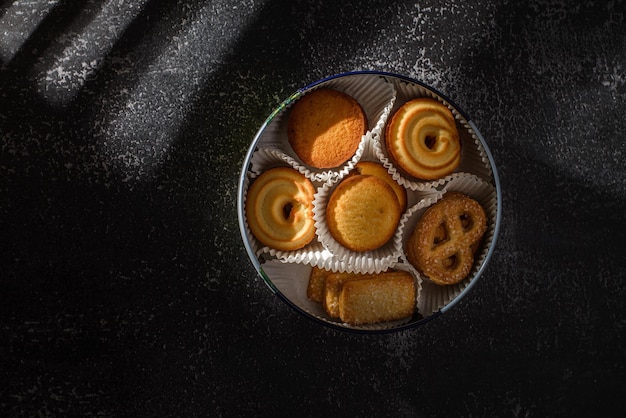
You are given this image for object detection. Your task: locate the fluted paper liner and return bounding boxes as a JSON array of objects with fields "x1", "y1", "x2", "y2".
[{"x1": 399, "y1": 173, "x2": 497, "y2": 316}]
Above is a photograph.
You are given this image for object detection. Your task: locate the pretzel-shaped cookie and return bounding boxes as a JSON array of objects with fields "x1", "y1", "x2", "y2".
[{"x1": 406, "y1": 193, "x2": 487, "y2": 285}]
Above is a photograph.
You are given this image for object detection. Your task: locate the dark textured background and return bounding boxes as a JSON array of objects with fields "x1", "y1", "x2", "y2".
[{"x1": 1, "y1": 0, "x2": 625, "y2": 416}]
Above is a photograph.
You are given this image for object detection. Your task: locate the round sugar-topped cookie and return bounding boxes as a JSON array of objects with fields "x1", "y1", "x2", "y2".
[
  {"x1": 326, "y1": 174, "x2": 401, "y2": 252},
  {"x1": 287, "y1": 88, "x2": 367, "y2": 169}
]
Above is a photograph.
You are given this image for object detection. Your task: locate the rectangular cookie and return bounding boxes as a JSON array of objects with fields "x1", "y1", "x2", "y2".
[
  {"x1": 322, "y1": 272, "x2": 366, "y2": 318},
  {"x1": 307, "y1": 266, "x2": 328, "y2": 303},
  {"x1": 338, "y1": 271, "x2": 416, "y2": 325}
]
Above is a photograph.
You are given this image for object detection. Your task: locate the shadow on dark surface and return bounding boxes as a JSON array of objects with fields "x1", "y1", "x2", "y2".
[
  {"x1": 0, "y1": 0, "x2": 108, "y2": 68},
  {"x1": 416, "y1": 2, "x2": 626, "y2": 415},
  {"x1": 404, "y1": 155, "x2": 626, "y2": 415},
  {"x1": 1, "y1": 0, "x2": 414, "y2": 415}
]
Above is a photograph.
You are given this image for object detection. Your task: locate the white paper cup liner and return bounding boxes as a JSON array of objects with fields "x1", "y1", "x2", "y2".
[
  {"x1": 263, "y1": 259, "x2": 422, "y2": 331},
  {"x1": 372, "y1": 78, "x2": 493, "y2": 190},
  {"x1": 398, "y1": 172, "x2": 497, "y2": 316},
  {"x1": 248, "y1": 145, "x2": 351, "y2": 183},
  {"x1": 252, "y1": 74, "x2": 396, "y2": 182}
]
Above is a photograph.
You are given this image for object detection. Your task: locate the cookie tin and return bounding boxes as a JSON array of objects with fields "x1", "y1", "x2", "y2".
[{"x1": 237, "y1": 71, "x2": 501, "y2": 333}]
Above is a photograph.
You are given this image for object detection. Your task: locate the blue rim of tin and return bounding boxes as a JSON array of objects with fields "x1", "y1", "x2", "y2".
[{"x1": 237, "y1": 70, "x2": 502, "y2": 333}]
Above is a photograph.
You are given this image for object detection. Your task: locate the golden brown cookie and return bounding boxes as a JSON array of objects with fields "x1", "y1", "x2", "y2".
[
  {"x1": 322, "y1": 271, "x2": 366, "y2": 317},
  {"x1": 306, "y1": 266, "x2": 328, "y2": 303},
  {"x1": 406, "y1": 192, "x2": 487, "y2": 285},
  {"x1": 245, "y1": 167, "x2": 316, "y2": 251},
  {"x1": 287, "y1": 88, "x2": 367, "y2": 169},
  {"x1": 385, "y1": 98, "x2": 461, "y2": 180},
  {"x1": 338, "y1": 271, "x2": 416, "y2": 325},
  {"x1": 314, "y1": 269, "x2": 416, "y2": 325},
  {"x1": 352, "y1": 161, "x2": 407, "y2": 212},
  {"x1": 326, "y1": 175, "x2": 401, "y2": 252}
]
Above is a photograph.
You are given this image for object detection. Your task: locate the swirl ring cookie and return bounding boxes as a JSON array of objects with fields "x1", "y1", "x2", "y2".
[
  {"x1": 288, "y1": 88, "x2": 367, "y2": 169},
  {"x1": 245, "y1": 167, "x2": 316, "y2": 251},
  {"x1": 406, "y1": 192, "x2": 486, "y2": 285},
  {"x1": 385, "y1": 98, "x2": 461, "y2": 180}
]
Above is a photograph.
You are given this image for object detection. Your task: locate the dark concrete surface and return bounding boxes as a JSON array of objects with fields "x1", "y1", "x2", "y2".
[{"x1": 1, "y1": 0, "x2": 625, "y2": 416}]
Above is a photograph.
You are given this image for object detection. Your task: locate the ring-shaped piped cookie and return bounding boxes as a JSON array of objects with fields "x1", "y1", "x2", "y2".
[
  {"x1": 245, "y1": 167, "x2": 316, "y2": 251},
  {"x1": 385, "y1": 98, "x2": 461, "y2": 180}
]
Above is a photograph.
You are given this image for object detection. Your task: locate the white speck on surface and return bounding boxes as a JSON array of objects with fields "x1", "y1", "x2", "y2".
[
  {"x1": 92, "y1": 0, "x2": 264, "y2": 183},
  {"x1": 34, "y1": 0, "x2": 150, "y2": 105},
  {"x1": 0, "y1": 0, "x2": 59, "y2": 63}
]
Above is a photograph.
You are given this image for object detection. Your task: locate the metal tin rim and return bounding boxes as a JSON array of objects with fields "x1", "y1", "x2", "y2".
[{"x1": 237, "y1": 70, "x2": 501, "y2": 332}]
